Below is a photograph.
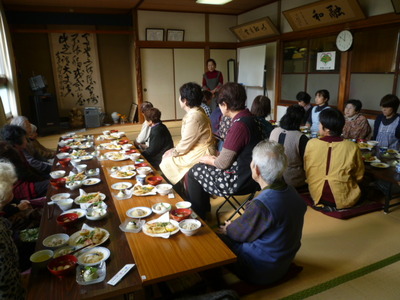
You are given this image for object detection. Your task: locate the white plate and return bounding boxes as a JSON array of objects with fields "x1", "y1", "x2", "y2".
[
  {"x1": 132, "y1": 185, "x2": 157, "y2": 197},
  {"x1": 76, "y1": 261, "x2": 106, "y2": 285},
  {"x1": 74, "y1": 192, "x2": 106, "y2": 205},
  {"x1": 371, "y1": 162, "x2": 390, "y2": 168},
  {"x1": 51, "y1": 193, "x2": 71, "y2": 202},
  {"x1": 151, "y1": 203, "x2": 172, "y2": 215},
  {"x1": 105, "y1": 144, "x2": 122, "y2": 150},
  {"x1": 110, "y1": 171, "x2": 136, "y2": 179},
  {"x1": 69, "y1": 228, "x2": 110, "y2": 248},
  {"x1": 119, "y1": 219, "x2": 145, "y2": 233},
  {"x1": 120, "y1": 165, "x2": 136, "y2": 171},
  {"x1": 82, "y1": 178, "x2": 101, "y2": 186},
  {"x1": 364, "y1": 156, "x2": 381, "y2": 163},
  {"x1": 43, "y1": 233, "x2": 70, "y2": 249},
  {"x1": 106, "y1": 152, "x2": 129, "y2": 161},
  {"x1": 80, "y1": 155, "x2": 93, "y2": 161},
  {"x1": 126, "y1": 206, "x2": 152, "y2": 218},
  {"x1": 61, "y1": 208, "x2": 87, "y2": 218},
  {"x1": 142, "y1": 220, "x2": 180, "y2": 237},
  {"x1": 77, "y1": 246, "x2": 110, "y2": 266},
  {"x1": 387, "y1": 149, "x2": 398, "y2": 154},
  {"x1": 111, "y1": 182, "x2": 133, "y2": 190}
]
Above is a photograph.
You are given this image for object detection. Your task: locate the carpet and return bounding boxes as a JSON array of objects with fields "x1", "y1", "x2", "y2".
[{"x1": 300, "y1": 193, "x2": 383, "y2": 219}]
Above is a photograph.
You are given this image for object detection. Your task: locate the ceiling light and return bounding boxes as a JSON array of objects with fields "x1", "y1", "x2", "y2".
[{"x1": 196, "y1": 0, "x2": 233, "y2": 5}]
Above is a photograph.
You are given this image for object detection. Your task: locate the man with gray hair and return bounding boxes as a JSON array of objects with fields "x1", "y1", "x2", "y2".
[{"x1": 218, "y1": 140, "x2": 306, "y2": 285}]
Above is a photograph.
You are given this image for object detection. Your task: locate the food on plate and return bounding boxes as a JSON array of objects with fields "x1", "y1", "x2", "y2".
[
  {"x1": 81, "y1": 251, "x2": 104, "y2": 264},
  {"x1": 77, "y1": 192, "x2": 101, "y2": 203},
  {"x1": 121, "y1": 165, "x2": 136, "y2": 171},
  {"x1": 126, "y1": 220, "x2": 140, "y2": 230},
  {"x1": 375, "y1": 163, "x2": 388, "y2": 168},
  {"x1": 117, "y1": 190, "x2": 127, "y2": 198},
  {"x1": 106, "y1": 143, "x2": 122, "y2": 150},
  {"x1": 365, "y1": 156, "x2": 378, "y2": 162},
  {"x1": 83, "y1": 179, "x2": 100, "y2": 185},
  {"x1": 131, "y1": 208, "x2": 147, "y2": 217},
  {"x1": 75, "y1": 228, "x2": 106, "y2": 246},
  {"x1": 144, "y1": 222, "x2": 177, "y2": 234},
  {"x1": 66, "y1": 172, "x2": 86, "y2": 183},
  {"x1": 114, "y1": 183, "x2": 130, "y2": 189},
  {"x1": 82, "y1": 266, "x2": 99, "y2": 282},
  {"x1": 71, "y1": 149, "x2": 88, "y2": 157},
  {"x1": 153, "y1": 203, "x2": 170, "y2": 212},
  {"x1": 47, "y1": 237, "x2": 67, "y2": 247},
  {"x1": 86, "y1": 168, "x2": 99, "y2": 176},
  {"x1": 107, "y1": 152, "x2": 127, "y2": 160},
  {"x1": 357, "y1": 142, "x2": 368, "y2": 148},
  {"x1": 112, "y1": 170, "x2": 135, "y2": 178},
  {"x1": 387, "y1": 149, "x2": 398, "y2": 154},
  {"x1": 133, "y1": 185, "x2": 155, "y2": 195},
  {"x1": 87, "y1": 208, "x2": 106, "y2": 218}
]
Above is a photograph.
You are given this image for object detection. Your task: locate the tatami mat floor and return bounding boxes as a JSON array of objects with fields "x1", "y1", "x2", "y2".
[{"x1": 38, "y1": 121, "x2": 400, "y2": 299}]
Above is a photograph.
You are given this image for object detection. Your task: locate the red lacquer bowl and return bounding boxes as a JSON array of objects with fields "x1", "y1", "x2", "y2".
[
  {"x1": 170, "y1": 208, "x2": 192, "y2": 222},
  {"x1": 48, "y1": 255, "x2": 78, "y2": 278},
  {"x1": 50, "y1": 178, "x2": 67, "y2": 189},
  {"x1": 59, "y1": 157, "x2": 71, "y2": 168}
]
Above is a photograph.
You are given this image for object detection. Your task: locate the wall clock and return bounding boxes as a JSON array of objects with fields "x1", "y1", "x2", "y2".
[{"x1": 336, "y1": 30, "x2": 353, "y2": 52}]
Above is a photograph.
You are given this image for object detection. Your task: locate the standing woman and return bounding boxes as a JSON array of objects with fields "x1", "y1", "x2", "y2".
[
  {"x1": 186, "y1": 82, "x2": 263, "y2": 219},
  {"x1": 202, "y1": 58, "x2": 223, "y2": 111},
  {"x1": 160, "y1": 82, "x2": 216, "y2": 188}
]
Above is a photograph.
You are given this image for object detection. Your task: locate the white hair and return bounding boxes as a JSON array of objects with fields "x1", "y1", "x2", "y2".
[
  {"x1": 252, "y1": 140, "x2": 287, "y2": 185},
  {"x1": 0, "y1": 161, "x2": 17, "y2": 207},
  {"x1": 10, "y1": 116, "x2": 29, "y2": 130}
]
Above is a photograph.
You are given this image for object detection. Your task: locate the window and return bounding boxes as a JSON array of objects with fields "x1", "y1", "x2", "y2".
[
  {"x1": 280, "y1": 36, "x2": 341, "y2": 106},
  {"x1": 0, "y1": 5, "x2": 17, "y2": 118}
]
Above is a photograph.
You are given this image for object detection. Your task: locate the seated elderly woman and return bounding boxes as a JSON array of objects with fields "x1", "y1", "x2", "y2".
[
  {"x1": 186, "y1": 82, "x2": 263, "y2": 219},
  {"x1": 304, "y1": 108, "x2": 364, "y2": 209},
  {"x1": 160, "y1": 82, "x2": 216, "y2": 187},
  {"x1": 0, "y1": 162, "x2": 25, "y2": 299},
  {"x1": 0, "y1": 125, "x2": 49, "y2": 200},
  {"x1": 342, "y1": 99, "x2": 371, "y2": 140},
  {"x1": 10, "y1": 116, "x2": 52, "y2": 177},
  {"x1": 217, "y1": 140, "x2": 306, "y2": 285},
  {"x1": 270, "y1": 105, "x2": 309, "y2": 188}
]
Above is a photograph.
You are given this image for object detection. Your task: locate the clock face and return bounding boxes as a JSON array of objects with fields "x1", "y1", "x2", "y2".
[{"x1": 336, "y1": 30, "x2": 353, "y2": 52}]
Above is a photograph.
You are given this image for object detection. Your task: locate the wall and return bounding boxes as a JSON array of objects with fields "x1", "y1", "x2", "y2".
[{"x1": 10, "y1": 27, "x2": 133, "y2": 122}]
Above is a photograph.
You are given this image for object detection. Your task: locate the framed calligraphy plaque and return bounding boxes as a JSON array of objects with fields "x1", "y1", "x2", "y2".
[
  {"x1": 283, "y1": 0, "x2": 365, "y2": 31},
  {"x1": 167, "y1": 29, "x2": 185, "y2": 42},
  {"x1": 230, "y1": 17, "x2": 279, "y2": 42},
  {"x1": 146, "y1": 28, "x2": 164, "y2": 41},
  {"x1": 49, "y1": 32, "x2": 104, "y2": 113}
]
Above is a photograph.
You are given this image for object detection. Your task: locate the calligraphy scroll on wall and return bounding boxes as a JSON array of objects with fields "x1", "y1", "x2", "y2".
[{"x1": 49, "y1": 32, "x2": 104, "y2": 114}]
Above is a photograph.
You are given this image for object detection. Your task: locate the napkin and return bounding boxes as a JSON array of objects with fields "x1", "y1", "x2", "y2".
[
  {"x1": 79, "y1": 189, "x2": 87, "y2": 196},
  {"x1": 69, "y1": 171, "x2": 76, "y2": 176}
]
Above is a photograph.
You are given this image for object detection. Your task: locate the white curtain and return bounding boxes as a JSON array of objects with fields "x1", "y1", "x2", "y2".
[{"x1": 0, "y1": 1, "x2": 20, "y2": 119}]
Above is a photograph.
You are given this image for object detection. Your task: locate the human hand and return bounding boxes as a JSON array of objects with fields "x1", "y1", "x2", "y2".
[
  {"x1": 18, "y1": 200, "x2": 31, "y2": 211},
  {"x1": 163, "y1": 148, "x2": 174, "y2": 158},
  {"x1": 216, "y1": 220, "x2": 231, "y2": 235},
  {"x1": 199, "y1": 155, "x2": 216, "y2": 166}
]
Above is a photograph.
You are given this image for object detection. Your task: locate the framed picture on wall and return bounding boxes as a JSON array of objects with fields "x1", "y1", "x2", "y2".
[
  {"x1": 146, "y1": 28, "x2": 164, "y2": 41},
  {"x1": 167, "y1": 29, "x2": 185, "y2": 41}
]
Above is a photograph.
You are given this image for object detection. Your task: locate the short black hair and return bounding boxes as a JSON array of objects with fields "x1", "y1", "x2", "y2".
[
  {"x1": 315, "y1": 89, "x2": 330, "y2": 101},
  {"x1": 380, "y1": 94, "x2": 400, "y2": 112},
  {"x1": 345, "y1": 99, "x2": 362, "y2": 112},
  {"x1": 206, "y1": 58, "x2": 216, "y2": 66},
  {"x1": 179, "y1": 82, "x2": 203, "y2": 108},
  {"x1": 280, "y1": 104, "x2": 305, "y2": 130},
  {"x1": 296, "y1": 91, "x2": 311, "y2": 104},
  {"x1": 0, "y1": 125, "x2": 27, "y2": 146},
  {"x1": 250, "y1": 95, "x2": 271, "y2": 117},
  {"x1": 217, "y1": 82, "x2": 246, "y2": 111},
  {"x1": 319, "y1": 108, "x2": 345, "y2": 137}
]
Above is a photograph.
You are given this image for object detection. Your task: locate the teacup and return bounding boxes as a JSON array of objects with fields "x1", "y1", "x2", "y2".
[
  {"x1": 57, "y1": 199, "x2": 74, "y2": 211},
  {"x1": 136, "y1": 175, "x2": 146, "y2": 185},
  {"x1": 76, "y1": 164, "x2": 87, "y2": 173}
]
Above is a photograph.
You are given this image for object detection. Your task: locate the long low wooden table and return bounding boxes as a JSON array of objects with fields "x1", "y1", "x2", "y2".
[
  {"x1": 27, "y1": 133, "x2": 236, "y2": 298},
  {"x1": 98, "y1": 136, "x2": 237, "y2": 286}
]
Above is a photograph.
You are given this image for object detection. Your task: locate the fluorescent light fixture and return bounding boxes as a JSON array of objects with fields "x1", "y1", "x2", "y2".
[{"x1": 196, "y1": 0, "x2": 232, "y2": 5}]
